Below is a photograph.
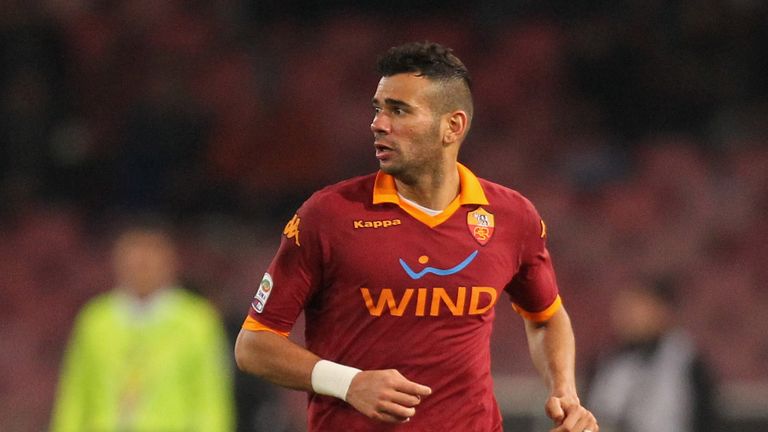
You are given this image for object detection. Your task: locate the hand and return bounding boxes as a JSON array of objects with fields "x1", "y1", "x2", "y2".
[
  {"x1": 545, "y1": 393, "x2": 599, "y2": 432},
  {"x1": 345, "y1": 369, "x2": 432, "y2": 423}
]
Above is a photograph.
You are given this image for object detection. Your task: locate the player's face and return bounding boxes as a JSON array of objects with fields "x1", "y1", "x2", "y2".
[{"x1": 371, "y1": 73, "x2": 445, "y2": 181}]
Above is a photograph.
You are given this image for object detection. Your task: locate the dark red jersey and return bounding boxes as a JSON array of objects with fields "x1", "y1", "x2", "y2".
[{"x1": 244, "y1": 163, "x2": 561, "y2": 431}]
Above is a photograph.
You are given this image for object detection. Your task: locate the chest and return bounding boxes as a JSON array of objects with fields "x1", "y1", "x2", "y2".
[{"x1": 320, "y1": 206, "x2": 526, "y2": 305}]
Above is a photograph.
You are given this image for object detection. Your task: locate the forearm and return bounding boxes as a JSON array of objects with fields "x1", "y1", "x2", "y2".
[
  {"x1": 525, "y1": 307, "x2": 577, "y2": 396},
  {"x1": 234, "y1": 328, "x2": 320, "y2": 391},
  {"x1": 235, "y1": 328, "x2": 431, "y2": 423},
  {"x1": 527, "y1": 307, "x2": 598, "y2": 430}
]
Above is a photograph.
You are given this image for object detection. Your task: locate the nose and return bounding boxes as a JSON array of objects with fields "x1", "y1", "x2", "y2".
[{"x1": 371, "y1": 112, "x2": 390, "y2": 135}]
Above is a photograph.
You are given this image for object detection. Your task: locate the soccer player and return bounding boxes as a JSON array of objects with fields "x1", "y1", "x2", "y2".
[{"x1": 235, "y1": 42, "x2": 599, "y2": 432}]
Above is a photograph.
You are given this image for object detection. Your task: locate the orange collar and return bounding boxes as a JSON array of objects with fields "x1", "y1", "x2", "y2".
[{"x1": 372, "y1": 163, "x2": 488, "y2": 228}]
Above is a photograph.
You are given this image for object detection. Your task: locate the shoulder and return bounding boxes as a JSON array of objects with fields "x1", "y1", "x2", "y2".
[
  {"x1": 67, "y1": 292, "x2": 120, "y2": 342},
  {"x1": 164, "y1": 289, "x2": 227, "y2": 338},
  {"x1": 167, "y1": 288, "x2": 221, "y2": 320},
  {"x1": 476, "y1": 177, "x2": 547, "y2": 243},
  {"x1": 478, "y1": 178, "x2": 540, "y2": 218},
  {"x1": 76, "y1": 292, "x2": 117, "y2": 322},
  {"x1": 298, "y1": 173, "x2": 376, "y2": 219}
]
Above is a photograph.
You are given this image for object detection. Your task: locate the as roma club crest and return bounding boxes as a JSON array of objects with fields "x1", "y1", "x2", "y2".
[{"x1": 467, "y1": 207, "x2": 495, "y2": 246}]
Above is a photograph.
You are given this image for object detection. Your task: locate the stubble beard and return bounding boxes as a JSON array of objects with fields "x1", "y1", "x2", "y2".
[{"x1": 380, "y1": 122, "x2": 444, "y2": 186}]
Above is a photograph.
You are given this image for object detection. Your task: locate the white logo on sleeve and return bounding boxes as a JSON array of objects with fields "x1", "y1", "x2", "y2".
[{"x1": 252, "y1": 273, "x2": 273, "y2": 313}]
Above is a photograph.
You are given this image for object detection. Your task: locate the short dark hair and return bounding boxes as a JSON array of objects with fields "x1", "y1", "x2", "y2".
[
  {"x1": 376, "y1": 41, "x2": 472, "y2": 90},
  {"x1": 110, "y1": 212, "x2": 175, "y2": 243},
  {"x1": 376, "y1": 41, "x2": 473, "y2": 121},
  {"x1": 634, "y1": 273, "x2": 680, "y2": 307}
]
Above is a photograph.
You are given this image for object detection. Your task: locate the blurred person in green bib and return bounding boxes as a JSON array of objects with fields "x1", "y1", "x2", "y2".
[{"x1": 50, "y1": 221, "x2": 234, "y2": 432}]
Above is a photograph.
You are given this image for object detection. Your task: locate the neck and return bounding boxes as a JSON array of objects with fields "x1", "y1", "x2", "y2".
[{"x1": 394, "y1": 160, "x2": 460, "y2": 210}]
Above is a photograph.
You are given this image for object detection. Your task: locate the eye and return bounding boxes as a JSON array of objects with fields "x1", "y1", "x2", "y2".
[
  {"x1": 373, "y1": 106, "x2": 382, "y2": 114},
  {"x1": 392, "y1": 107, "x2": 404, "y2": 115}
]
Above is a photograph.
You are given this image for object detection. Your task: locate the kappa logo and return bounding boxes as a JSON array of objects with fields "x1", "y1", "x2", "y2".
[
  {"x1": 353, "y1": 219, "x2": 402, "y2": 229},
  {"x1": 283, "y1": 214, "x2": 300, "y2": 246}
]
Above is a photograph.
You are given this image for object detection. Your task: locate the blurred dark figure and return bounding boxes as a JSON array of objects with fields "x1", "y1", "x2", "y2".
[
  {"x1": 586, "y1": 275, "x2": 718, "y2": 432},
  {"x1": 0, "y1": 15, "x2": 69, "y2": 213},
  {"x1": 224, "y1": 319, "x2": 293, "y2": 432},
  {"x1": 110, "y1": 55, "x2": 209, "y2": 216},
  {"x1": 50, "y1": 221, "x2": 234, "y2": 431}
]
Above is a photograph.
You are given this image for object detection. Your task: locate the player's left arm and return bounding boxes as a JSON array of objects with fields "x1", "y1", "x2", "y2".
[{"x1": 524, "y1": 306, "x2": 599, "y2": 432}]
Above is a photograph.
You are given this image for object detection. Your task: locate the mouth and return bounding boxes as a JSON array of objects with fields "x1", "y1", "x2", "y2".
[{"x1": 374, "y1": 142, "x2": 395, "y2": 160}]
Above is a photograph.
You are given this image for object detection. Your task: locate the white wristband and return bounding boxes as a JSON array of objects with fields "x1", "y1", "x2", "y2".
[{"x1": 311, "y1": 359, "x2": 361, "y2": 401}]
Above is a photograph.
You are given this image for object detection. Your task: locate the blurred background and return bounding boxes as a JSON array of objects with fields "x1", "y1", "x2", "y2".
[{"x1": 1, "y1": 0, "x2": 767, "y2": 431}]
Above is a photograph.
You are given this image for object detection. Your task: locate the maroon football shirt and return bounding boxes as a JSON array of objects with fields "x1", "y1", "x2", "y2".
[{"x1": 243, "y1": 163, "x2": 562, "y2": 431}]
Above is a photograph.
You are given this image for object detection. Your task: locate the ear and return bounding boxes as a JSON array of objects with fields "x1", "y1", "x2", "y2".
[{"x1": 443, "y1": 110, "x2": 469, "y2": 146}]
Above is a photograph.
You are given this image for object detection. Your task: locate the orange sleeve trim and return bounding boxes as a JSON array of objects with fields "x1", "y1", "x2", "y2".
[
  {"x1": 242, "y1": 315, "x2": 289, "y2": 337},
  {"x1": 512, "y1": 294, "x2": 562, "y2": 322}
]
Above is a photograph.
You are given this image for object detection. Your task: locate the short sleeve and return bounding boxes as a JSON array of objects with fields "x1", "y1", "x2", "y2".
[
  {"x1": 505, "y1": 199, "x2": 561, "y2": 322},
  {"x1": 244, "y1": 199, "x2": 325, "y2": 333}
]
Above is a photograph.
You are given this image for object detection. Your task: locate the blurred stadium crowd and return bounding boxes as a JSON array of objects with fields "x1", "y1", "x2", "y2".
[{"x1": 1, "y1": 0, "x2": 767, "y2": 430}]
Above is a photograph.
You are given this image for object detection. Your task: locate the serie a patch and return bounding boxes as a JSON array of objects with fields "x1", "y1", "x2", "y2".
[{"x1": 253, "y1": 273, "x2": 273, "y2": 313}]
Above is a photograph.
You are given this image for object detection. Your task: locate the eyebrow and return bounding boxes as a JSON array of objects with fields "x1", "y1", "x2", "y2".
[{"x1": 371, "y1": 97, "x2": 413, "y2": 109}]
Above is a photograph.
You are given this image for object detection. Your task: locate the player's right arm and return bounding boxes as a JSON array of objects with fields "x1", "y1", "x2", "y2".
[
  {"x1": 234, "y1": 328, "x2": 319, "y2": 390},
  {"x1": 234, "y1": 328, "x2": 431, "y2": 423},
  {"x1": 240, "y1": 204, "x2": 430, "y2": 422}
]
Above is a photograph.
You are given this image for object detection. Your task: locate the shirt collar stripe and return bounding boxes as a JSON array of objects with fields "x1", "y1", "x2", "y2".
[
  {"x1": 372, "y1": 163, "x2": 488, "y2": 205},
  {"x1": 371, "y1": 163, "x2": 488, "y2": 228}
]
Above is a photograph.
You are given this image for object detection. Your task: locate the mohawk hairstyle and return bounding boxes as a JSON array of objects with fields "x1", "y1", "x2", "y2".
[
  {"x1": 376, "y1": 41, "x2": 472, "y2": 90},
  {"x1": 376, "y1": 41, "x2": 474, "y2": 124}
]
